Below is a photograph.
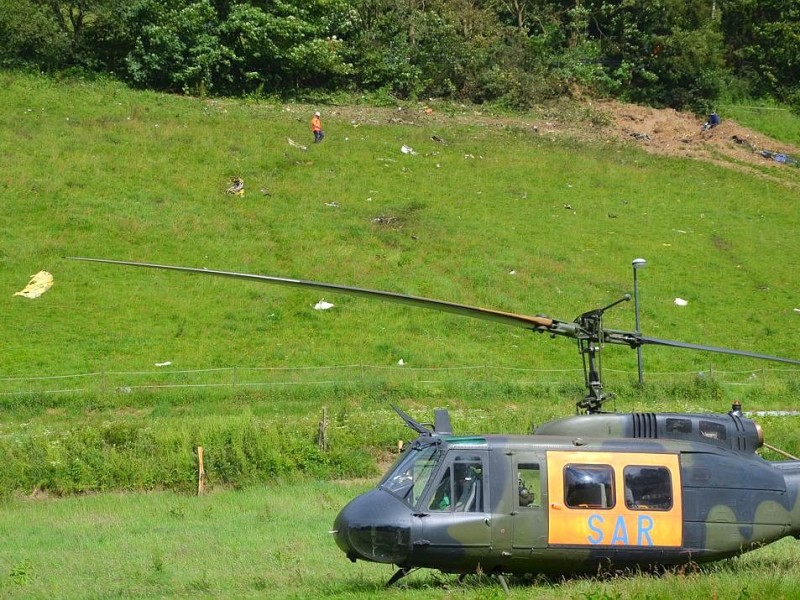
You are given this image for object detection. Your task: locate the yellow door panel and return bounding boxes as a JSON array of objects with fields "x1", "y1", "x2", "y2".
[{"x1": 547, "y1": 451, "x2": 683, "y2": 547}]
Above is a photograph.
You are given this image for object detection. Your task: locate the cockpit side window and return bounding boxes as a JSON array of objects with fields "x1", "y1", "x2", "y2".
[
  {"x1": 380, "y1": 444, "x2": 440, "y2": 505},
  {"x1": 564, "y1": 464, "x2": 615, "y2": 509},
  {"x1": 429, "y1": 467, "x2": 453, "y2": 511},
  {"x1": 426, "y1": 454, "x2": 484, "y2": 512}
]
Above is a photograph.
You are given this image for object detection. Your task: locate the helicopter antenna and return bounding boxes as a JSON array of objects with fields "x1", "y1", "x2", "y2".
[
  {"x1": 574, "y1": 295, "x2": 631, "y2": 414},
  {"x1": 391, "y1": 404, "x2": 433, "y2": 435}
]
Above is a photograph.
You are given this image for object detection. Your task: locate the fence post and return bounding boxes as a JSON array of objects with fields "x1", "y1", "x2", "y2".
[
  {"x1": 196, "y1": 446, "x2": 206, "y2": 495},
  {"x1": 318, "y1": 407, "x2": 329, "y2": 452}
]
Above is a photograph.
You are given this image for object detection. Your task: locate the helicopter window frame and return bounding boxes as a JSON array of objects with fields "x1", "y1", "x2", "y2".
[
  {"x1": 428, "y1": 466, "x2": 453, "y2": 511},
  {"x1": 563, "y1": 464, "x2": 615, "y2": 510},
  {"x1": 379, "y1": 443, "x2": 441, "y2": 506},
  {"x1": 517, "y1": 463, "x2": 541, "y2": 508},
  {"x1": 424, "y1": 454, "x2": 484, "y2": 513},
  {"x1": 623, "y1": 465, "x2": 673, "y2": 511}
]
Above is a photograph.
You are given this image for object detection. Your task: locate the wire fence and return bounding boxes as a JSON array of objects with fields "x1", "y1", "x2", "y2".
[{"x1": 1, "y1": 364, "x2": 798, "y2": 397}]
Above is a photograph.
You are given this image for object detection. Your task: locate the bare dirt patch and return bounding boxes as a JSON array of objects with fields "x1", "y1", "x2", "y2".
[{"x1": 594, "y1": 100, "x2": 800, "y2": 176}]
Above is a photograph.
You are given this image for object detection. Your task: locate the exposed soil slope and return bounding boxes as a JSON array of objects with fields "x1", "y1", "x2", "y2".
[{"x1": 595, "y1": 100, "x2": 799, "y2": 175}]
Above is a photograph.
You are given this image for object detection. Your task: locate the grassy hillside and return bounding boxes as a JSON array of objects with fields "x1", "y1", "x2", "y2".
[
  {"x1": 1, "y1": 71, "x2": 800, "y2": 492},
  {"x1": 3, "y1": 73, "x2": 798, "y2": 379},
  {"x1": 2, "y1": 71, "x2": 800, "y2": 599}
]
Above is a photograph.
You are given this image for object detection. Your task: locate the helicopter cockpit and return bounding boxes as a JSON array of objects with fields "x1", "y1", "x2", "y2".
[
  {"x1": 379, "y1": 439, "x2": 486, "y2": 513},
  {"x1": 427, "y1": 457, "x2": 483, "y2": 512},
  {"x1": 379, "y1": 441, "x2": 442, "y2": 506}
]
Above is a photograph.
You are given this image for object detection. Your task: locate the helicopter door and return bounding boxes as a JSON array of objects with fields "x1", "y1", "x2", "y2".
[
  {"x1": 411, "y1": 452, "x2": 490, "y2": 569},
  {"x1": 546, "y1": 451, "x2": 683, "y2": 548},
  {"x1": 510, "y1": 458, "x2": 547, "y2": 550}
]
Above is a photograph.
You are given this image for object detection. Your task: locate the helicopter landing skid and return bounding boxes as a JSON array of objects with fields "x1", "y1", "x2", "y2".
[
  {"x1": 458, "y1": 571, "x2": 511, "y2": 593},
  {"x1": 386, "y1": 566, "x2": 417, "y2": 587},
  {"x1": 495, "y1": 573, "x2": 510, "y2": 593}
]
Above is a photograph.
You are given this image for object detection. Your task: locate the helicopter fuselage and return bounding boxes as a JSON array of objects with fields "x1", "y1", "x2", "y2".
[{"x1": 333, "y1": 411, "x2": 800, "y2": 576}]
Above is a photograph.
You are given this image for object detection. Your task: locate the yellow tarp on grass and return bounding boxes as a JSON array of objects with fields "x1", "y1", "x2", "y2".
[{"x1": 14, "y1": 270, "x2": 53, "y2": 299}]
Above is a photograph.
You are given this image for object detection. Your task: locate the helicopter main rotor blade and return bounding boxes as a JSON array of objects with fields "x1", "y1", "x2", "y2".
[
  {"x1": 67, "y1": 257, "x2": 581, "y2": 336},
  {"x1": 602, "y1": 329, "x2": 800, "y2": 366},
  {"x1": 636, "y1": 335, "x2": 800, "y2": 366},
  {"x1": 68, "y1": 257, "x2": 800, "y2": 368}
]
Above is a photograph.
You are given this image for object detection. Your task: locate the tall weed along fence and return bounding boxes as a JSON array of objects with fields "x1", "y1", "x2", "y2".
[{"x1": 1, "y1": 364, "x2": 798, "y2": 397}]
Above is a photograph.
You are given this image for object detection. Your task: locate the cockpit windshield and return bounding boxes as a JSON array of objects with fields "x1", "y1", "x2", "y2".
[{"x1": 379, "y1": 443, "x2": 441, "y2": 506}]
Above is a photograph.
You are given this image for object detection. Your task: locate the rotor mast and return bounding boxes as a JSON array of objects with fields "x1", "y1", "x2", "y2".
[{"x1": 573, "y1": 295, "x2": 631, "y2": 414}]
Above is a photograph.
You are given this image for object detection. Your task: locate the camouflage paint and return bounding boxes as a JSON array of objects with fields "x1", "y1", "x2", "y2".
[{"x1": 335, "y1": 420, "x2": 800, "y2": 578}]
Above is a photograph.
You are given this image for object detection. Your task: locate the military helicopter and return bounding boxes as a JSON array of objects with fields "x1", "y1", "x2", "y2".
[{"x1": 70, "y1": 257, "x2": 800, "y2": 589}]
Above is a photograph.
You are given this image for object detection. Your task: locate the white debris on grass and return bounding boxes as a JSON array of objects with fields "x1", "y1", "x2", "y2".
[
  {"x1": 397, "y1": 358, "x2": 405, "y2": 366},
  {"x1": 226, "y1": 177, "x2": 244, "y2": 196},
  {"x1": 314, "y1": 299, "x2": 334, "y2": 310},
  {"x1": 155, "y1": 361, "x2": 172, "y2": 367},
  {"x1": 401, "y1": 144, "x2": 417, "y2": 155},
  {"x1": 14, "y1": 271, "x2": 53, "y2": 299},
  {"x1": 674, "y1": 298, "x2": 688, "y2": 307}
]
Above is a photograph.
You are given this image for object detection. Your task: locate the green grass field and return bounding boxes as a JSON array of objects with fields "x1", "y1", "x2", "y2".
[
  {"x1": 2, "y1": 71, "x2": 800, "y2": 597},
  {"x1": 2, "y1": 482, "x2": 800, "y2": 599}
]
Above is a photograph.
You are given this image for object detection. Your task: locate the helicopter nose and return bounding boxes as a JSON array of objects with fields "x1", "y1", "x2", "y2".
[{"x1": 332, "y1": 489, "x2": 412, "y2": 564}]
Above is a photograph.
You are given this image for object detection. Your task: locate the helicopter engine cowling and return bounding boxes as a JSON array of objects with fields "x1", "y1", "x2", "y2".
[
  {"x1": 332, "y1": 489, "x2": 412, "y2": 565},
  {"x1": 534, "y1": 411, "x2": 763, "y2": 454}
]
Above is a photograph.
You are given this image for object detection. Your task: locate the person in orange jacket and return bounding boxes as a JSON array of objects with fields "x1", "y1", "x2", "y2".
[{"x1": 311, "y1": 111, "x2": 324, "y2": 143}]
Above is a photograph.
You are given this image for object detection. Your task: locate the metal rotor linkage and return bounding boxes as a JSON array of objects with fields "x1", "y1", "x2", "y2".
[{"x1": 574, "y1": 295, "x2": 631, "y2": 414}]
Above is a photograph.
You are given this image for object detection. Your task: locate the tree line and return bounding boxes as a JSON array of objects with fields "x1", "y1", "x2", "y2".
[{"x1": 1, "y1": 0, "x2": 797, "y2": 112}]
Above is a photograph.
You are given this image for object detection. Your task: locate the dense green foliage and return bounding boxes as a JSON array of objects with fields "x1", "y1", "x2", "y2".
[
  {"x1": 0, "y1": 408, "x2": 378, "y2": 495},
  {"x1": 0, "y1": 0, "x2": 798, "y2": 111},
  {"x1": 719, "y1": 0, "x2": 800, "y2": 106}
]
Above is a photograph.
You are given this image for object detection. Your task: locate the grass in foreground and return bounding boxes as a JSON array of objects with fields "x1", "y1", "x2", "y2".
[{"x1": 1, "y1": 481, "x2": 800, "y2": 599}]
